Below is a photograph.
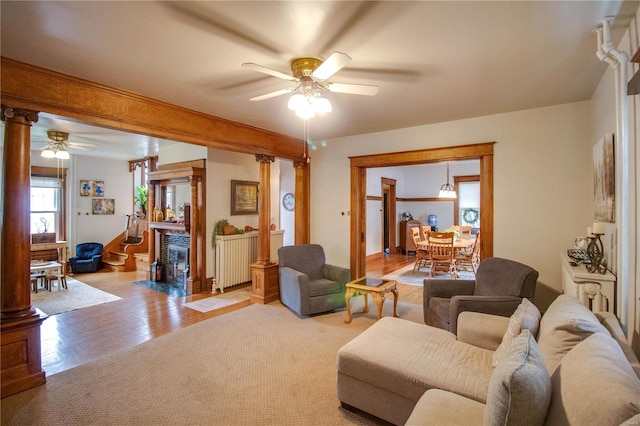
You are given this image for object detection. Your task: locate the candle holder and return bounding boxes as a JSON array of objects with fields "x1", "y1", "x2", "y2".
[{"x1": 586, "y1": 233, "x2": 607, "y2": 274}]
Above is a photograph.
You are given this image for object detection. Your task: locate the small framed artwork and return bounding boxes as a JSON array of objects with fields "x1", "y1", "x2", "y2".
[
  {"x1": 80, "y1": 180, "x2": 105, "y2": 197},
  {"x1": 92, "y1": 198, "x2": 115, "y2": 215},
  {"x1": 231, "y1": 180, "x2": 259, "y2": 215}
]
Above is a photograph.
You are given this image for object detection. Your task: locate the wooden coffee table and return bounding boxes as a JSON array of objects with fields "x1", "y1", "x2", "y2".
[{"x1": 344, "y1": 277, "x2": 399, "y2": 324}]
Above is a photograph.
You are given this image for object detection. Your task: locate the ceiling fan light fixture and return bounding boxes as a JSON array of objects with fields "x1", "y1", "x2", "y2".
[
  {"x1": 56, "y1": 148, "x2": 70, "y2": 160},
  {"x1": 288, "y1": 93, "x2": 306, "y2": 110},
  {"x1": 314, "y1": 97, "x2": 332, "y2": 114},
  {"x1": 41, "y1": 147, "x2": 56, "y2": 158}
]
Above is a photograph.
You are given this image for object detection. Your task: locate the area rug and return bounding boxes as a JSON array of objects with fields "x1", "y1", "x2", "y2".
[
  {"x1": 183, "y1": 288, "x2": 252, "y2": 313},
  {"x1": 133, "y1": 280, "x2": 186, "y2": 297},
  {"x1": 31, "y1": 278, "x2": 121, "y2": 316},
  {"x1": 382, "y1": 264, "x2": 475, "y2": 286},
  {"x1": 1, "y1": 300, "x2": 423, "y2": 425}
]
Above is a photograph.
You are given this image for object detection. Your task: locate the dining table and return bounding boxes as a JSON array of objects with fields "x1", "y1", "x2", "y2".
[
  {"x1": 417, "y1": 237, "x2": 475, "y2": 251},
  {"x1": 30, "y1": 260, "x2": 64, "y2": 291}
]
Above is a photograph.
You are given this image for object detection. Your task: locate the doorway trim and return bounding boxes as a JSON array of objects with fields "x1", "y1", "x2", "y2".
[
  {"x1": 381, "y1": 177, "x2": 397, "y2": 256},
  {"x1": 349, "y1": 142, "x2": 494, "y2": 278}
]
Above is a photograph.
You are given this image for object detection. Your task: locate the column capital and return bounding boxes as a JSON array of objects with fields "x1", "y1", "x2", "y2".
[
  {"x1": 255, "y1": 154, "x2": 275, "y2": 163},
  {"x1": 1, "y1": 105, "x2": 39, "y2": 124},
  {"x1": 293, "y1": 160, "x2": 309, "y2": 169}
]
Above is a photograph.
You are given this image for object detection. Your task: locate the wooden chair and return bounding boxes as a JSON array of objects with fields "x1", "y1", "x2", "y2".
[
  {"x1": 45, "y1": 262, "x2": 68, "y2": 291},
  {"x1": 427, "y1": 232, "x2": 457, "y2": 278},
  {"x1": 411, "y1": 228, "x2": 430, "y2": 272},
  {"x1": 421, "y1": 225, "x2": 431, "y2": 241},
  {"x1": 456, "y1": 231, "x2": 480, "y2": 275},
  {"x1": 30, "y1": 272, "x2": 47, "y2": 293},
  {"x1": 459, "y1": 226, "x2": 472, "y2": 239}
]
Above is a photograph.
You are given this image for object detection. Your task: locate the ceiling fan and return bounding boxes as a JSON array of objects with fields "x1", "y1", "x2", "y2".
[
  {"x1": 242, "y1": 52, "x2": 379, "y2": 118},
  {"x1": 37, "y1": 130, "x2": 97, "y2": 159}
]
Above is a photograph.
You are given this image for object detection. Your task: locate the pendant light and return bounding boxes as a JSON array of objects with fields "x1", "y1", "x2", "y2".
[{"x1": 438, "y1": 162, "x2": 457, "y2": 198}]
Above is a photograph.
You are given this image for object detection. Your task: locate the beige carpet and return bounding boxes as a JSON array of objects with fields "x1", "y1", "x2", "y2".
[
  {"x1": 31, "y1": 277, "x2": 121, "y2": 316},
  {"x1": 183, "y1": 287, "x2": 252, "y2": 312},
  {"x1": 382, "y1": 263, "x2": 474, "y2": 286},
  {"x1": 1, "y1": 298, "x2": 423, "y2": 425}
]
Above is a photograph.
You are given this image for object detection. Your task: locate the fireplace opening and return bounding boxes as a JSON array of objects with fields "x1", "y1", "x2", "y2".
[{"x1": 167, "y1": 244, "x2": 189, "y2": 284}]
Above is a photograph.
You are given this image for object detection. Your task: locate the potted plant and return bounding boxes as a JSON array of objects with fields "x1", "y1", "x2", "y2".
[
  {"x1": 400, "y1": 212, "x2": 414, "y2": 222},
  {"x1": 212, "y1": 219, "x2": 229, "y2": 248},
  {"x1": 134, "y1": 186, "x2": 148, "y2": 217}
]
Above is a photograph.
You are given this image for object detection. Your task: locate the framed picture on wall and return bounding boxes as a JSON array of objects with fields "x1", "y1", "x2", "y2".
[
  {"x1": 80, "y1": 180, "x2": 105, "y2": 197},
  {"x1": 92, "y1": 198, "x2": 115, "y2": 215},
  {"x1": 231, "y1": 180, "x2": 259, "y2": 215},
  {"x1": 593, "y1": 134, "x2": 615, "y2": 222}
]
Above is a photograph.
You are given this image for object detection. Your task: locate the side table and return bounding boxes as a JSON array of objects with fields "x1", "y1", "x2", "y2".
[{"x1": 344, "y1": 277, "x2": 399, "y2": 324}]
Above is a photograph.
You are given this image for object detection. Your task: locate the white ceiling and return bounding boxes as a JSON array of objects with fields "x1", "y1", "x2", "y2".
[{"x1": 1, "y1": 1, "x2": 638, "y2": 160}]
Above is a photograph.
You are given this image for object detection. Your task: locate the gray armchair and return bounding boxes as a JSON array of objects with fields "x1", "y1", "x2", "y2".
[
  {"x1": 424, "y1": 257, "x2": 538, "y2": 334},
  {"x1": 278, "y1": 244, "x2": 351, "y2": 316}
]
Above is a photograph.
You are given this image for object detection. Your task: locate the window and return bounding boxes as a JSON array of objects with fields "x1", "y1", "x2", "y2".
[
  {"x1": 30, "y1": 176, "x2": 62, "y2": 235},
  {"x1": 458, "y1": 181, "x2": 480, "y2": 228}
]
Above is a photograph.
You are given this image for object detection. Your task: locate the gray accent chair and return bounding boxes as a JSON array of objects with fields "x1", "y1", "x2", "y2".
[
  {"x1": 278, "y1": 244, "x2": 351, "y2": 316},
  {"x1": 424, "y1": 257, "x2": 538, "y2": 334}
]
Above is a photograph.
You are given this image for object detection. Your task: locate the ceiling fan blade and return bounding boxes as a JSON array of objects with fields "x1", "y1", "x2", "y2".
[
  {"x1": 242, "y1": 63, "x2": 297, "y2": 82},
  {"x1": 312, "y1": 52, "x2": 352, "y2": 81},
  {"x1": 326, "y1": 82, "x2": 379, "y2": 96},
  {"x1": 68, "y1": 142, "x2": 97, "y2": 151},
  {"x1": 249, "y1": 88, "x2": 294, "y2": 102}
]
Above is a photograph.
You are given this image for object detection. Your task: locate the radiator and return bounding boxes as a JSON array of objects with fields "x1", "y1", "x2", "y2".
[{"x1": 214, "y1": 230, "x2": 284, "y2": 291}]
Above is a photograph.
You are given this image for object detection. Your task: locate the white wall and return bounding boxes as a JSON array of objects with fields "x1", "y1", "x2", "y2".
[
  {"x1": 591, "y1": 9, "x2": 639, "y2": 350},
  {"x1": 62, "y1": 154, "x2": 131, "y2": 254},
  {"x1": 279, "y1": 159, "x2": 295, "y2": 247},
  {"x1": 313, "y1": 101, "x2": 593, "y2": 310}
]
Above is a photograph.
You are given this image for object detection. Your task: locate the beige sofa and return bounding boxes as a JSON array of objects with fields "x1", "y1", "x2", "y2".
[{"x1": 336, "y1": 295, "x2": 640, "y2": 425}]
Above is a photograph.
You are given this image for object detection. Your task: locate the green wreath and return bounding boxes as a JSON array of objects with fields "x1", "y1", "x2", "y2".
[{"x1": 462, "y1": 208, "x2": 479, "y2": 224}]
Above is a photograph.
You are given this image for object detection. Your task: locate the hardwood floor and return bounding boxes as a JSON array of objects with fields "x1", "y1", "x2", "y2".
[{"x1": 37, "y1": 253, "x2": 417, "y2": 377}]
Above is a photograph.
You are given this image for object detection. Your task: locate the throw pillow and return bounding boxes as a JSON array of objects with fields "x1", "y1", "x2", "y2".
[
  {"x1": 484, "y1": 329, "x2": 551, "y2": 426},
  {"x1": 492, "y1": 298, "x2": 541, "y2": 367},
  {"x1": 537, "y1": 294, "x2": 610, "y2": 374},
  {"x1": 545, "y1": 333, "x2": 640, "y2": 425}
]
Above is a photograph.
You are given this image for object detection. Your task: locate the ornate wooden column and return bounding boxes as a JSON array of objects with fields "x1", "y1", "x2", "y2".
[
  {"x1": 250, "y1": 155, "x2": 279, "y2": 304},
  {"x1": 293, "y1": 160, "x2": 311, "y2": 244},
  {"x1": 1, "y1": 105, "x2": 47, "y2": 398}
]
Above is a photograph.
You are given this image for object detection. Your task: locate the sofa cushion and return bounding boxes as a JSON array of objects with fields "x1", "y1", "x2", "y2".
[
  {"x1": 308, "y1": 278, "x2": 341, "y2": 297},
  {"x1": 545, "y1": 332, "x2": 640, "y2": 425},
  {"x1": 337, "y1": 317, "x2": 494, "y2": 404},
  {"x1": 492, "y1": 298, "x2": 541, "y2": 367},
  {"x1": 537, "y1": 294, "x2": 610, "y2": 373},
  {"x1": 406, "y1": 389, "x2": 485, "y2": 426},
  {"x1": 484, "y1": 329, "x2": 551, "y2": 426}
]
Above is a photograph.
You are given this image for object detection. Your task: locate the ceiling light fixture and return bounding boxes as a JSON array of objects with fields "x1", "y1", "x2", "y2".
[
  {"x1": 41, "y1": 131, "x2": 71, "y2": 159},
  {"x1": 287, "y1": 77, "x2": 332, "y2": 119},
  {"x1": 438, "y1": 162, "x2": 457, "y2": 199}
]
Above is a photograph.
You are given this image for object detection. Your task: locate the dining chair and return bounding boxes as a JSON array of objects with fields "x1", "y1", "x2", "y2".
[
  {"x1": 411, "y1": 228, "x2": 430, "y2": 272},
  {"x1": 421, "y1": 225, "x2": 431, "y2": 241},
  {"x1": 455, "y1": 230, "x2": 480, "y2": 275},
  {"x1": 459, "y1": 226, "x2": 472, "y2": 239},
  {"x1": 30, "y1": 272, "x2": 47, "y2": 293},
  {"x1": 427, "y1": 232, "x2": 457, "y2": 278}
]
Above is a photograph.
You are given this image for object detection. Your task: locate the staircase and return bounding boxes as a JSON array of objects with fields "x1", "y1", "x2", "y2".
[{"x1": 102, "y1": 216, "x2": 149, "y2": 272}]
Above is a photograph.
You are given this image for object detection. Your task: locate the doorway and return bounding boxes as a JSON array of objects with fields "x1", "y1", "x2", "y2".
[{"x1": 349, "y1": 142, "x2": 495, "y2": 279}]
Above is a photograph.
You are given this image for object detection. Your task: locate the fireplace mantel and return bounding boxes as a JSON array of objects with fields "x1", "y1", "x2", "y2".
[{"x1": 147, "y1": 160, "x2": 206, "y2": 295}]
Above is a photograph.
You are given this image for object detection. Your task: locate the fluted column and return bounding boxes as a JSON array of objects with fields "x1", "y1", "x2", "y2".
[
  {"x1": 293, "y1": 160, "x2": 311, "y2": 244},
  {"x1": 1, "y1": 104, "x2": 47, "y2": 398}
]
